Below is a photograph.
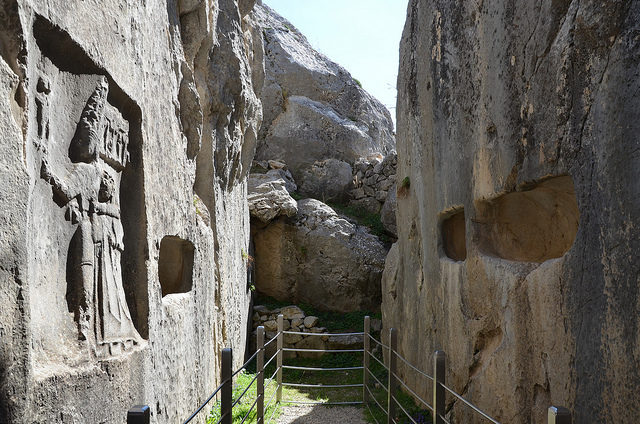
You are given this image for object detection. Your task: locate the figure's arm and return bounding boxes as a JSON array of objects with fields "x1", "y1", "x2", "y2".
[
  {"x1": 40, "y1": 158, "x2": 74, "y2": 204},
  {"x1": 92, "y1": 202, "x2": 120, "y2": 219}
]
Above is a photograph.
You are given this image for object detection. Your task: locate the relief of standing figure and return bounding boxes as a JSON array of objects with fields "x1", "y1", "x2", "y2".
[{"x1": 41, "y1": 77, "x2": 141, "y2": 358}]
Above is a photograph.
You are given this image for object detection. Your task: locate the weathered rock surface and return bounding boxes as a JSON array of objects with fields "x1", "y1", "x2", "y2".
[
  {"x1": 384, "y1": 1, "x2": 640, "y2": 423},
  {"x1": 252, "y1": 199, "x2": 387, "y2": 312},
  {"x1": 252, "y1": 4, "x2": 395, "y2": 193},
  {"x1": 299, "y1": 158, "x2": 353, "y2": 202},
  {"x1": 0, "y1": 0, "x2": 261, "y2": 422},
  {"x1": 379, "y1": 184, "x2": 397, "y2": 236},
  {"x1": 351, "y1": 153, "x2": 398, "y2": 216},
  {"x1": 248, "y1": 173, "x2": 298, "y2": 222}
]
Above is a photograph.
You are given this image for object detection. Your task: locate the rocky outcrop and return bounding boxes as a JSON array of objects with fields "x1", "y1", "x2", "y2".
[
  {"x1": 248, "y1": 173, "x2": 298, "y2": 222},
  {"x1": 252, "y1": 4, "x2": 395, "y2": 196},
  {"x1": 384, "y1": 1, "x2": 640, "y2": 423},
  {"x1": 252, "y1": 199, "x2": 387, "y2": 312},
  {"x1": 0, "y1": 0, "x2": 261, "y2": 422}
]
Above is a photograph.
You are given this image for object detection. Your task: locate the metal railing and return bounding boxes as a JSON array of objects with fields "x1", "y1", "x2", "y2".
[
  {"x1": 276, "y1": 313, "x2": 365, "y2": 410},
  {"x1": 126, "y1": 315, "x2": 573, "y2": 424}
]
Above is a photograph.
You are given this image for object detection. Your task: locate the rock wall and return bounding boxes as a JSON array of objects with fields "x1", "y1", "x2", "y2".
[
  {"x1": 252, "y1": 4, "x2": 395, "y2": 198},
  {"x1": 351, "y1": 153, "x2": 397, "y2": 218},
  {"x1": 0, "y1": 0, "x2": 261, "y2": 422},
  {"x1": 384, "y1": 1, "x2": 640, "y2": 423}
]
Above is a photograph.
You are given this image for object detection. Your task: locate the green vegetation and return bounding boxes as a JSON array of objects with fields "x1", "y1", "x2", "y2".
[
  {"x1": 397, "y1": 176, "x2": 410, "y2": 198},
  {"x1": 290, "y1": 191, "x2": 303, "y2": 201},
  {"x1": 205, "y1": 371, "x2": 282, "y2": 424},
  {"x1": 354, "y1": 78, "x2": 363, "y2": 88}
]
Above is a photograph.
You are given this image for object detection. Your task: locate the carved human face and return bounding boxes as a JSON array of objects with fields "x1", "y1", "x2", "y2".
[{"x1": 98, "y1": 171, "x2": 115, "y2": 202}]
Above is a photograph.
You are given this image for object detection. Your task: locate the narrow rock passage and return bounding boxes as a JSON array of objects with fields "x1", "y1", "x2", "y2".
[{"x1": 276, "y1": 405, "x2": 366, "y2": 424}]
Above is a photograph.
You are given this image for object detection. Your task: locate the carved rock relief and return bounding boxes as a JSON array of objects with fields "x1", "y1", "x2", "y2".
[{"x1": 39, "y1": 76, "x2": 141, "y2": 358}]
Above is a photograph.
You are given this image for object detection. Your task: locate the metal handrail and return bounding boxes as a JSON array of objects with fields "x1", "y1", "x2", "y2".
[
  {"x1": 264, "y1": 349, "x2": 278, "y2": 369},
  {"x1": 214, "y1": 410, "x2": 230, "y2": 424},
  {"x1": 442, "y1": 383, "x2": 500, "y2": 424},
  {"x1": 182, "y1": 377, "x2": 229, "y2": 424},
  {"x1": 283, "y1": 330, "x2": 365, "y2": 336},
  {"x1": 264, "y1": 335, "x2": 278, "y2": 347},
  {"x1": 392, "y1": 348, "x2": 434, "y2": 382},
  {"x1": 265, "y1": 388, "x2": 279, "y2": 424},
  {"x1": 367, "y1": 349, "x2": 389, "y2": 370},
  {"x1": 368, "y1": 330, "x2": 502, "y2": 424},
  {"x1": 439, "y1": 413, "x2": 452, "y2": 424},
  {"x1": 368, "y1": 333, "x2": 390, "y2": 351},
  {"x1": 365, "y1": 383, "x2": 388, "y2": 415},
  {"x1": 283, "y1": 364, "x2": 363, "y2": 372},
  {"x1": 265, "y1": 367, "x2": 278, "y2": 391},
  {"x1": 366, "y1": 368, "x2": 388, "y2": 393},
  {"x1": 282, "y1": 347, "x2": 364, "y2": 353},
  {"x1": 391, "y1": 394, "x2": 419, "y2": 424},
  {"x1": 392, "y1": 371, "x2": 433, "y2": 412},
  {"x1": 238, "y1": 396, "x2": 259, "y2": 424},
  {"x1": 282, "y1": 382, "x2": 363, "y2": 389},
  {"x1": 177, "y1": 317, "x2": 507, "y2": 424},
  {"x1": 282, "y1": 400, "x2": 363, "y2": 406},
  {"x1": 232, "y1": 347, "x2": 261, "y2": 378},
  {"x1": 365, "y1": 402, "x2": 381, "y2": 424},
  {"x1": 231, "y1": 372, "x2": 260, "y2": 409}
]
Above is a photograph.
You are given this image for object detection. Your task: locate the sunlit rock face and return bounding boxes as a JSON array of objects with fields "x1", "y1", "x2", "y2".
[
  {"x1": 252, "y1": 3, "x2": 395, "y2": 198},
  {"x1": 0, "y1": 0, "x2": 262, "y2": 422},
  {"x1": 252, "y1": 199, "x2": 387, "y2": 313},
  {"x1": 384, "y1": 1, "x2": 640, "y2": 423}
]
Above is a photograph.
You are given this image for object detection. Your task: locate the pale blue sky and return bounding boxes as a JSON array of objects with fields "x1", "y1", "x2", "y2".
[{"x1": 263, "y1": 0, "x2": 409, "y2": 125}]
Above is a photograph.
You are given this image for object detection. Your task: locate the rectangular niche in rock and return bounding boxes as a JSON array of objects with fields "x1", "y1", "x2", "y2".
[
  {"x1": 159, "y1": 236, "x2": 195, "y2": 297},
  {"x1": 440, "y1": 208, "x2": 467, "y2": 261},
  {"x1": 474, "y1": 175, "x2": 580, "y2": 263},
  {"x1": 31, "y1": 14, "x2": 148, "y2": 362}
]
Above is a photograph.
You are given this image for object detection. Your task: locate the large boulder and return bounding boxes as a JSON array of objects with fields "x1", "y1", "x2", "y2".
[
  {"x1": 385, "y1": 1, "x2": 640, "y2": 423},
  {"x1": 299, "y1": 158, "x2": 353, "y2": 202},
  {"x1": 253, "y1": 199, "x2": 387, "y2": 312},
  {"x1": 248, "y1": 173, "x2": 298, "y2": 223},
  {"x1": 252, "y1": 4, "x2": 395, "y2": 194}
]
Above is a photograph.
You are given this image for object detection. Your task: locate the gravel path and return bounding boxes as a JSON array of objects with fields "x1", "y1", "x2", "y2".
[{"x1": 276, "y1": 405, "x2": 367, "y2": 424}]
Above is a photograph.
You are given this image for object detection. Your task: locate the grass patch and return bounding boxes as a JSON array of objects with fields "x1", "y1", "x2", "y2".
[{"x1": 205, "y1": 372, "x2": 282, "y2": 424}]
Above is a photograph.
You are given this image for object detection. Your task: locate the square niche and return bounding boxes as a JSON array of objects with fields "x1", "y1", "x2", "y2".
[{"x1": 159, "y1": 236, "x2": 195, "y2": 297}]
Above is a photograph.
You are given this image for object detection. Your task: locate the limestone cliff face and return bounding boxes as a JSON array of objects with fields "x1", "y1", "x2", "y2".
[
  {"x1": 252, "y1": 4, "x2": 395, "y2": 196},
  {"x1": 0, "y1": 0, "x2": 261, "y2": 422},
  {"x1": 385, "y1": 1, "x2": 640, "y2": 423}
]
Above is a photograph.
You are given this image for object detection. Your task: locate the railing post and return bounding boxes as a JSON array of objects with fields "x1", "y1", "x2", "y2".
[
  {"x1": 548, "y1": 406, "x2": 571, "y2": 424},
  {"x1": 433, "y1": 351, "x2": 446, "y2": 424},
  {"x1": 257, "y1": 326, "x2": 265, "y2": 423},
  {"x1": 127, "y1": 405, "x2": 150, "y2": 424},
  {"x1": 363, "y1": 316, "x2": 370, "y2": 406},
  {"x1": 387, "y1": 328, "x2": 397, "y2": 424},
  {"x1": 221, "y1": 347, "x2": 232, "y2": 424},
  {"x1": 276, "y1": 314, "x2": 284, "y2": 403}
]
